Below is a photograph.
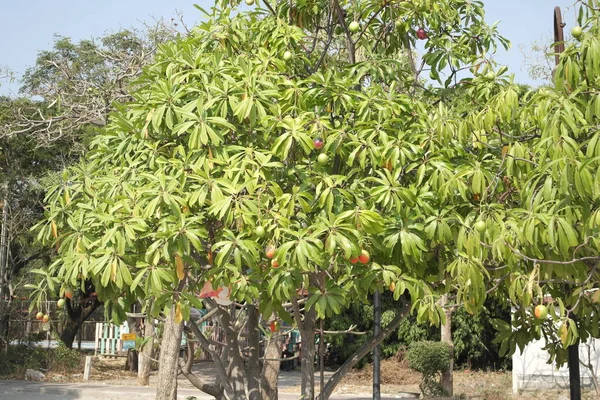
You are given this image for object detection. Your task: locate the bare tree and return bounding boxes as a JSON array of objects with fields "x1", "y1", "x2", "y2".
[
  {"x1": 520, "y1": 37, "x2": 555, "y2": 83},
  {"x1": 1, "y1": 20, "x2": 180, "y2": 146},
  {"x1": 0, "y1": 66, "x2": 13, "y2": 86}
]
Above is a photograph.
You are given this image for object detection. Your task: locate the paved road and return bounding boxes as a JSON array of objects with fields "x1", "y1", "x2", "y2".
[
  {"x1": 0, "y1": 380, "x2": 416, "y2": 399},
  {"x1": 1, "y1": 380, "x2": 206, "y2": 400}
]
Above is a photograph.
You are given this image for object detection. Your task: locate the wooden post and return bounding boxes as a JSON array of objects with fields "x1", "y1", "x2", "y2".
[{"x1": 83, "y1": 356, "x2": 92, "y2": 380}]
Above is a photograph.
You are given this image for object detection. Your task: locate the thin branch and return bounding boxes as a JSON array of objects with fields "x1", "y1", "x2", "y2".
[
  {"x1": 311, "y1": 0, "x2": 335, "y2": 72},
  {"x1": 354, "y1": 4, "x2": 387, "y2": 45},
  {"x1": 178, "y1": 343, "x2": 224, "y2": 399},
  {"x1": 262, "y1": 0, "x2": 277, "y2": 16},
  {"x1": 504, "y1": 241, "x2": 600, "y2": 266},
  {"x1": 186, "y1": 319, "x2": 235, "y2": 398},
  {"x1": 332, "y1": 0, "x2": 356, "y2": 64}
]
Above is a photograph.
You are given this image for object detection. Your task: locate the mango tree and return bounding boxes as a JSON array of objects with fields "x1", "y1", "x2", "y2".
[
  {"x1": 463, "y1": 0, "x2": 600, "y2": 379},
  {"x1": 34, "y1": 0, "x2": 510, "y2": 399}
]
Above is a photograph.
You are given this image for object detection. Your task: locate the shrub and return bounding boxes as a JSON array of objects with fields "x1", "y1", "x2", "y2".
[
  {"x1": 49, "y1": 342, "x2": 82, "y2": 373},
  {"x1": 0, "y1": 345, "x2": 49, "y2": 377},
  {"x1": 406, "y1": 341, "x2": 451, "y2": 397},
  {"x1": 0, "y1": 342, "x2": 82, "y2": 378},
  {"x1": 327, "y1": 295, "x2": 511, "y2": 371}
]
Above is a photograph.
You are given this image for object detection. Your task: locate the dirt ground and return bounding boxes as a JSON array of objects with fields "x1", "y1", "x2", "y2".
[
  {"x1": 41, "y1": 356, "x2": 599, "y2": 400},
  {"x1": 339, "y1": 359, "x2": 598, "y2": 400}
]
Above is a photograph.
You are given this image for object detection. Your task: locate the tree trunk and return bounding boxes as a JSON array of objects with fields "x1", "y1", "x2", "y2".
[
  {"x1": 60, "y1": 300, "x2": 101, "y2": 349},
  {"x1": 300, "y1": 307, "x2": 317, "y2": 400},
  {"x1": 217, "y1": 304, "x2": 247, "y2": 399},
  {"x1": 319, "y1": 318, "x2": 325, "y2": 400},
  {"x1": 568, "y1": 337, "x2": 582, "y2": 400},
  {"x1": 0, "y1": 194, "x2": 9, "y2": 345},
  {"x1": 0, "y1": 301, "x2": 10, "y2": 342},
  {"x1": 440, "y1": 294, "x2": 454, "y2": 397},
  {"x1": 247, "y1": 305, "x2": 261, "y2": 400},
  {"x1": 126, "y1": 349, "x2": 139, "y2": 372},
  {"x1": 138, "y1": 317, "x2": 154, "y2": 386},
  {"x1": 187, "y1": 309, "x2": 236, "y2": 399},
  {"x1": 261, "y1": 316, "x2": 284, "y2": 400},
  {"x1": 126, "y1": 311, "x2": 142, "y2": 373},
  {"x1": 319, "y1": 302, "x2": 411, "y2": 400},
  {"x1": 60, "y1": 317, "x2": 81, "y2": 349},
  {"x1": 155, "y1": 306, "x2": 183, "y2": 400}
]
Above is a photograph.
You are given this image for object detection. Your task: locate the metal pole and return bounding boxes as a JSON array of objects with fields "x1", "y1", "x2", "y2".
[
  {"x1": 552, "y1": 8, "x2": 581, "y2": 400},
  {"x1": 568, "y1": 337, "x2": 581, "y2": 400},
  {"x1": 373, "y1": 290, "x2": 381, "y2": 400}
]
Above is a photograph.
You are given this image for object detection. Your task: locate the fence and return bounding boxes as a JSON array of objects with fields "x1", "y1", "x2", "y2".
[
  {"x1": 95, "y1": 322, "x2": 128, "y2": 356},
  {"x1": 7, "y1": 298, "x2": 103, "y2": 345}
]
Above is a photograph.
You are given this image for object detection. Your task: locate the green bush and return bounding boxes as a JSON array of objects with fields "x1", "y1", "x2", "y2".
[
  {"x1": 326, "y1": 294, "x2": 511, "y2": 371},
  {"x1": 0, "y1": 342, "x2": 82, "y2": 377},
  {"x1": 0, "y1": 345, "x2": 49, "y2": 377},
  {"x1": 325, "y1": 293, "x2": 412, "y2": 367},
  {"x1": 406, "y1": 341, "x2": 451, "y2": 397},
  {"x1": 49, "y1": 342, "x2": 82, "y2": 373}
]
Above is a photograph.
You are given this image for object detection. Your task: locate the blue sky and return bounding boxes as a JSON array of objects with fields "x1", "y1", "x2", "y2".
[{"x1": 0, "y1": 0, "x2": 578, "y2": 96}]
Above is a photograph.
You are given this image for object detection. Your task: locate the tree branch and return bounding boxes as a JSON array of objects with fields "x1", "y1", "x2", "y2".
[{"x1": 319, "y1": 301, "x2": 411, "y2": 399}]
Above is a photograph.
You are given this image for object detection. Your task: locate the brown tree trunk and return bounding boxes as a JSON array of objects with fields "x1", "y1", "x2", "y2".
[
  {"x1": 440, "y1": 294, "x2": 454, "y2": 397},
  {"x1": 59, "y1": 319, "x2": 79, "y2": 349},
  {"x1": 300, "y1": 307, "x2": 317, "y2": 400},
  {"x1": 60, "y1": 298, "x2": 101, "y2": 349},
  {"x1": 138, "y1": 317, "x2": 154, "y2": 386},
  {"x1": 217, "y1": 304, "x2": 247, "y2": 399},
  {"x1": 247, "y1": 305, "x2": 261, "y2": 400},
  {"x1": 155, "y1": 306, "x2": 182, "y2": 400},
  {"x1": 261, "y1": 316, "x2": 284, "y2": 400},
  {"x1": 319, "y1": 302, "x2": 411, "y2": 400},
  {"x1": 126, "y1": 349, "x2": 139, "y2": 372}
]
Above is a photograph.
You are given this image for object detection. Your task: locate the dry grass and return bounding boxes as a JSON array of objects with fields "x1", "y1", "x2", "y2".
[{"x1": 340, "y1": 359, "x2": 599, "y2": 400}]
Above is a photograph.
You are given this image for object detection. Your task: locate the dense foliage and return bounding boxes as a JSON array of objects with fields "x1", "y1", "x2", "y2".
[
  {"x1": 326, "y1": 295, "x2": 511, "y2": 370},
  {"x1": 26, "y1": 0, "x2": 600, "y2": 398},
  {"x1": 34, "y1": 0, "x2": 506, "y2": 327},
  {"x1": 406, "y1": 340, "x2": 451, "y2": 397}
]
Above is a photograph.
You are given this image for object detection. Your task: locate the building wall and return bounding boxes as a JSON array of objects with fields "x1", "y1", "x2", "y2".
[{"x1": 512, "y1": 338, "x2": 600, "y2": 393}]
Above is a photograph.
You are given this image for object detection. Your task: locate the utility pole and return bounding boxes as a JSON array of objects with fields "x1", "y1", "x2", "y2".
[
  {"x1": 568, "y1": 334, "x2": 582, "y2": 400},
  {"x1": 553, "y1": 7, "x2": 580, "y2": 400},
  {"x1": 373, "y1": 290, "x2": 381, "y2": 400}
]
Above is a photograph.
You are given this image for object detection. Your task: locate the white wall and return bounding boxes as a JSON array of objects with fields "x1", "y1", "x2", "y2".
[{"x1": 512, "y1": 338, "x2": 600, "y2": 393}]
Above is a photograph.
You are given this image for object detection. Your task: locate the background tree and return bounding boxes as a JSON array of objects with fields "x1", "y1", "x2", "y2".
[
  {"x1": 0, "y1": 22, "x2": 181, "y2": 349},
  {"x1": 520, "y1": 37, "x2": 555, "y2": 83},
  {"x1": 0, "y1": 97, "x2": 73, "y2": 344},
  {"x1": 0, "y1": 67, "x2": 13, "y2": 86},
  {"x1": 2, "y1": 21, "x2": 179, "y2": 146},
  {"x1": 326, "y1": 295, "x2": 511, "y2": 369}
]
